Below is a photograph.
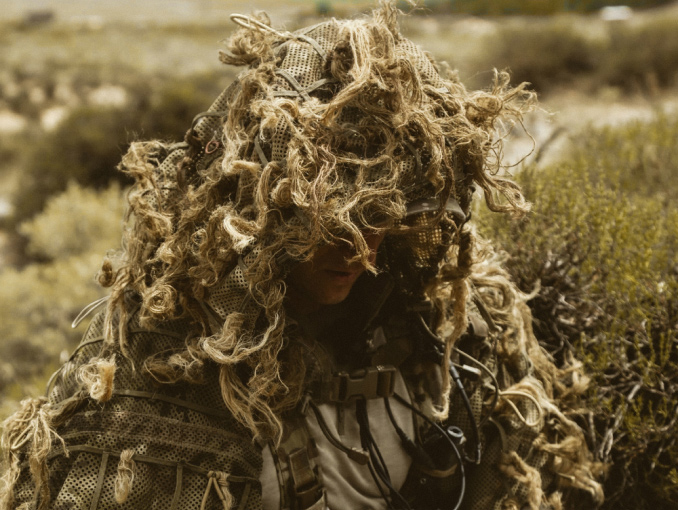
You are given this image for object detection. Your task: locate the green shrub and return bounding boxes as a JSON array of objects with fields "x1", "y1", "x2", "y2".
[
  {"x1": 137, "y1": 72, "x2": 231, "y2": 141},
  {"x1": 11, "y1": 71, "x2": 226, "y2": 224},
  {"x1": 477, "y1": 114, "x2": 678, "y2": 508},
  {"x1": 599, "y1": 19, "x2": 678, "y2": 93},
  {"x1": 467, "y1": 13, "x2": 678, "y2": 96},
  {"x1": 447, "y1": 0, "x2": 572, "y2": 16},
  {"x1": 19, "y1": 182, "x2": 125, "y2": 260},
  {"x1": 0, "y1": 183, "x2": 125, "y2": 419},
  {"x1": 568, "y1": 113, "x2": 678, "y2": 201},
  {"x1": 13, "y1": 105, "x2": 136, "y2": 222},
  {"x1": 435, "y1": 0, "x2": 674, "y2": 15},
  {"x1": 474, "y1": 19, "x2": 599, "y2": 92}
]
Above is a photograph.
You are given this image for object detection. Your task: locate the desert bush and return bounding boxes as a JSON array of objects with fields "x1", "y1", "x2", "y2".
[
  {"x1": 0, "y1": 183, "x2": 125, "y2": 419},
  {"x1": 445, "y1": 0, "x2": 572, "y2": 16},
  {"x1": 12, "y1": 105, "x2": 136, "y2": 221},
  {"x1": 471, "y1": 18, "x2": 600, "y2": 92},
  {"x1": 19, "y1": 181, "x2": 125, "y2": 260},
  {"x1": 468, "y1": 13, "x2": 678, "y2": 96},
  {"x1": 414, "y1": 0, "x2": 673, "y2": 16},
  {"x1": 138, "y1": 71, "x2": 230, "y2": 140},
  {"x1": 568, "y1": 113, "x2": 678, "y2": 201},
  {"x1": 477, "y1": 114, "x2": 678, "y2": 508},
  {"x1": 419, "y1": 0, "x2": 675, "y2": 15},
  {"x1": 11, "y1": 71, "x2": 226, "y2": 223},
  {"x1": 599, "y1": 18, "x2": 678, "y2": 93}
]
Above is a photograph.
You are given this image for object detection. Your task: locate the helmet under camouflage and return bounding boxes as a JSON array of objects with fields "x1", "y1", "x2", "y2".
[{"x1": 102, "y1": 3, "x2": 534, "y2": 440}]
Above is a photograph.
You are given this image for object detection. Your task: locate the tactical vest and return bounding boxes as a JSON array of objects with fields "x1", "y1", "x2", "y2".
[
  {"x1": 3, "y1": 296, "x2": 262, "y2": 510},
  {"x1": 2, "y1": 287, "x2": 589, "y2": 510},
  {"x1": 253, "y1": 281, "x2": 476, "y2": 510}
]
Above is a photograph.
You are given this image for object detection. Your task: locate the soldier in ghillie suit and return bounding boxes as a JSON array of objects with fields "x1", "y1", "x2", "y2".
[{"x1": 1, "y1": 3, "x2": 603, "y2": 509}]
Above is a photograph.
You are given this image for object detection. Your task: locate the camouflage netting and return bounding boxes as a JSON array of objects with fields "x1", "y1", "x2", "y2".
[
  {"x1": 1, "y1": 298, "x2": 262, "y2": 510},
  {"x1": 98, "y1": 0, "x2": 534, "y2": 442},
  {"x1": 451, "y1": 233, "x2": 605, "y2": 509},
  {"x1": 1, "y1": 1, "x2": 604, "y2": 509}
]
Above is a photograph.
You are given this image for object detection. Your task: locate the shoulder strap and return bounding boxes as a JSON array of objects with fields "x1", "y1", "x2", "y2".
[{"x1": 272, "y1": 414, "x2": 325, "y2": 510}]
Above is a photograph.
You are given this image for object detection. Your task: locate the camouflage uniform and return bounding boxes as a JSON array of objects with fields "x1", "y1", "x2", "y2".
[{"x1": 1, "y1": 6, "x2": 602, "y2": 510}]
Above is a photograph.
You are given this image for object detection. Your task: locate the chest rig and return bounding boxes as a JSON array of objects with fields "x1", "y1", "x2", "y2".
[
  {"x1": 266, "y1": 275, "x2": 489, "y2": 510},
  {"x1": 267, "y1": 365, "x2": 400, "y2": 510},
  {"x1": 269, "y1": 277, "x2": 404, "y2": 510}
]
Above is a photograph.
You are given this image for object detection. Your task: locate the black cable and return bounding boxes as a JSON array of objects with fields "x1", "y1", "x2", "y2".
[
  {"x1": 356, "y1": 399, "x2": 412, "y2": 510},
  {"x1": 384, "y1": 397, "x2": 436, "y2": 471},
  {"x1": 356, "y1": 400, "x2": 396, "y2": 508},
  {"x1": 365, "y1": 453, "x2": 392, "y2": 505},
  {"x1": 392, "y1": 392, "x2": 466, "y2": 510},
  {"x1": 416, "y1": 312, "x2": 482, "y2": 465},
  {"x1": 356, "y1": 400, "x2": 410, "y2": 509},
  {"x1": 453, "y1": 347, "x2": 501, "y2": 428},
  {"x1": 310, "y1": 398, "x2": 400, "y2": 508},
  {"x1": 448, "y1": 362, "x2": 482, "y2": 465},
  {"x1": 308, "y1": 400, "x2": 369, "y2": 465},
  {"x1": 357, "y1": 399, "x2": 391, "y2": 479},
  {"x1": 309, "y1": 397, "x2": 411, "y2": 509}
]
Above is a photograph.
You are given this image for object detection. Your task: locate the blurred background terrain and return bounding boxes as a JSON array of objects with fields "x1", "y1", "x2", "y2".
[{"x1": 1, "y1": 0, "x2": 677, "y2": 508}]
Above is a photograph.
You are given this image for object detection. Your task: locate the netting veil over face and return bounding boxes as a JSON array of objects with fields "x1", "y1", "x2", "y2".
[{"x1": 101, "y1": 3, "x2": 535, "y2": 440}]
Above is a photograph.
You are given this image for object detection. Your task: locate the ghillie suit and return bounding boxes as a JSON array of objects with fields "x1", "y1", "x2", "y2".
[{"x1": 1, "y1": 3, "x2": 603, "y2": 509}]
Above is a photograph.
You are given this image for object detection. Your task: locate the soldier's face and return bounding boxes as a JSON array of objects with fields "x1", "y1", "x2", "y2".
[{"x1": 286, "y1": 232, "x2": 385, "y2": 314}]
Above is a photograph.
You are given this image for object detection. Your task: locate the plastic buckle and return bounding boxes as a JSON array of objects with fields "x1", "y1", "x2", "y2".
[
  {"x1": 329, "y1": 365, "x2": 396, "y2": 403},
  {"x1": 288, "y1": 448, "x2": 323, "y2": 510}
]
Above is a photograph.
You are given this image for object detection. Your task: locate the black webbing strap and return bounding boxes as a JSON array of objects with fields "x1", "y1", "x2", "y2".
[
  {"x1": 288, "y1": 447, "x2": 323, "y2": 509},
  {"x1": 89, "y1": 451, "x2": 109, "y2": 510},
  {"x1": 170, "y1": 462, "x2": 184, "y2": 510},
  {"x1": 295, "y1": 33, "x2": 327, "y2": 61},
  {"x1": 237, "y1": 482, "x2": 253, "y2": 510},
  {"x1": 275, "y1": 415, "x2": 324, "y2": 510},
  {"x1": 36, "y1": 444, "x2": 257, "y2": 485},
  {"x1": 112, "y1": 389, "x2": 233, "y2": 420},
  {"x1": 254, "y1": 135, "x2": 269, "y2": 166},
  {"x1": 272, "y1": 77, "x2": 337, "y2": 99},
  {"x1": 275, "y1": 70, "x2": 313, "y2": 101}
]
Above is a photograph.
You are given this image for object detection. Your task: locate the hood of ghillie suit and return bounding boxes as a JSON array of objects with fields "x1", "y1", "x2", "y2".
[{"x1": 102, "y1": 3, "x2": 534, "y2": 440}]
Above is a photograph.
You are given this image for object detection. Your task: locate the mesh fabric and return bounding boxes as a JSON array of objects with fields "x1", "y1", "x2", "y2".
[{"x1": 10, "y1": 300, "x2": 263, "y2": 510}]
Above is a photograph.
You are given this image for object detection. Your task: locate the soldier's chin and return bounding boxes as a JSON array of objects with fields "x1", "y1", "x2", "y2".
[{"x1": 316, "y1": 287, "x2": 354, "y2": 306}]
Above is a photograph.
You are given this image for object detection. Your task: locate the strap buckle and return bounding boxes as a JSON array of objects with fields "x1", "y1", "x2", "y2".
[
  {"x1": 328, "y1": 365, "x2": 397, "y2": 403},
  {"x1": 288, "y1": 448, "x2": 324, "y2": 510}
]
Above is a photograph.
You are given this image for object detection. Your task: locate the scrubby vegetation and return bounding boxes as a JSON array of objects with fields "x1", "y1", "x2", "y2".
[
  {"x1": 599, "y1": 18, "x2": 678, "y2": 93},
  {"x1": 418, "y1": 0, "x2": 675, "y2": 15},
  {"x1": 474, "y1": 18, "x2": 600, "y2": 92},
  {"x1": 1, "y1": 2, "x2": 677, "y2": 506},
  {"x1": 0, "y1": 184, "x2": 124, "y2": 418},
  {"x1": 5, "y1": 70, "x2": 229, "y2": 223},
  {"x1": 477, "y1": 114, "x2": 678, "y2": 509},
  {"x1": 464, "y1": 12, "x2": 678, "y2": 94}
]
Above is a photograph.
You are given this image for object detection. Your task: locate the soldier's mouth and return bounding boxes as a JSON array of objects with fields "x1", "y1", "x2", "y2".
[{"x1": 326, "y1": 269, "x2": 359, "y2": 280}]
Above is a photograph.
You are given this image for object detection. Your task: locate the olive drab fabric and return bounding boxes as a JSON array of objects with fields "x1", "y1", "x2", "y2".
[{"x1": 3, "y1": 297, "x2": 261, "y2": 510}]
